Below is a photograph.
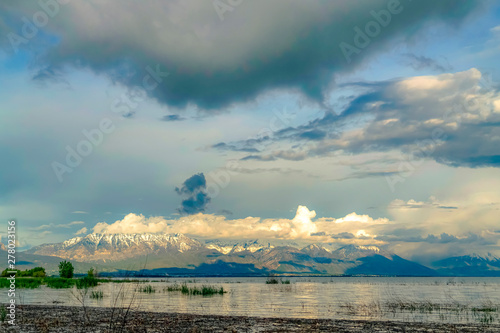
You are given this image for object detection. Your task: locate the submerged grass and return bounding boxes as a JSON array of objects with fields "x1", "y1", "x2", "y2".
[
  {"x1": 163, "y1": 283, "x2": 225, "y2": 296},
  {"x1": 75, "y1": 277, "x2": 99, "y2": 289},
  {"x1": 90, "y1": 290, "x2": 104, "y2": 299},
  {"x1": 266, "y1": 276, "x2": 291, "y2": 284},
  {"x1": 139, "y1": 285, "x2": 156, "y2": 293},
  {"x1": 341, "y1": 298, "x2": 500, "y2": 325},
  {"x1": 182, "y1": 285, "x2": 225, "y2": 296}
]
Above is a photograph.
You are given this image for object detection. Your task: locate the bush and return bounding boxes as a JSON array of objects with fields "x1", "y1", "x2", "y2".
[
  {"x1": 76, "y1": 276, "x2": 99, "y2": 289},
  {"x1": 45, "y1": 277, "x2": 75, "y2": 289},
  {"x1": 87, "y1": 268, "x2": 96, "y2": 278},
  {"x1": 1, "y1": 267, "x2": 46, "y2": 277},
  {"x1": 266, "y1": 277, "x2": 280, "y2": 284},
  {"x1": 58, "y1": 261, "x2": 74, "y2": 278},
  {"x1": 32, "y1": 271, "x2": 45, "y2": 278}
]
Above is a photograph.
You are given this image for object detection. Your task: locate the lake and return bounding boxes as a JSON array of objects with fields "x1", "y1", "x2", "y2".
[{"x1": 5, "y1": 277, "x2": 500, "y2": 324}]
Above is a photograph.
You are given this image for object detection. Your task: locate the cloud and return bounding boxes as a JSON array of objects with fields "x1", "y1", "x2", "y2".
[
  {"x1": 161, "y1": 115, "x2": 185, "y2": 122},
  {"x1": 332, "y1": 212, "x2": 386, "y2": 224},
  {"x1": 92, "y1": 205, "x2": 387, "y2": 242},
  {"x1": 377, "y1": 232, "x2": 494, "y2": 245},
  {"x1": 402, "y1": 53, "x2": 451, "y2": 73},
  {"x1": 235, "y1": 69, "x2": 500, "y2": 168},
  {"x1": 93, "y1": 214, "x2": 170, "y2": 234},
  {"x1": 74, "y1": 227, "x2": 88, "y2": 235},
  {"x1": 0, "y1": 1, "x2": 481, "y2": 111},
  {"x1": 29, "y1": 221, "x2": 84, "y2": 231},
  {"x1": 175, "y1": 173, "x2": 211, "y2": 214},
  {"x1": 388, "y1": 177, "x2": 500, "y2": 235},
  {"x1": 389, "y1": 197, "x2": 458, "y2": 210}
]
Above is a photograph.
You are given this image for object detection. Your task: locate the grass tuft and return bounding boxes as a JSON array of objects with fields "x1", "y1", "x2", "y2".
[
  {"x1": 90, "y1": 290, "x2": 104, "y2": 299},
  {"x1": 266, "y1": 276, "x2": 291, "y2": 284},
  {"x1": 139, "y1": 285, "x2": 155, "y2": 293}
]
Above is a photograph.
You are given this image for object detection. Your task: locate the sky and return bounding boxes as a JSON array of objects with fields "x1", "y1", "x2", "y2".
[{"x1": 1, "y1": 0, "x2": 500, "y2": 263}]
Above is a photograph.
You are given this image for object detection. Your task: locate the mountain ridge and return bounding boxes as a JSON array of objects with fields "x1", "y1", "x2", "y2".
[{"x1": 23, "y1": 232, "x2": 443, "y2": 276}]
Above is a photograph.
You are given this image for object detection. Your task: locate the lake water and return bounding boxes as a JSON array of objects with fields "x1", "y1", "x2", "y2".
[{"x1": 5, "y1": 277, "x2": 500, "y2": 324}]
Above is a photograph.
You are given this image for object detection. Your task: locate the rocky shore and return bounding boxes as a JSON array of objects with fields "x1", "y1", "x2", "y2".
[{"x1": 0, "y1": 305, "x2": 499, "y2": 332}]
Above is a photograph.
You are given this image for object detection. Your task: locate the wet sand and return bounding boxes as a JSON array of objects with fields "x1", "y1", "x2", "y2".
[{"x1": 0, "y1": 305, "x2": 499, "y2": 332}]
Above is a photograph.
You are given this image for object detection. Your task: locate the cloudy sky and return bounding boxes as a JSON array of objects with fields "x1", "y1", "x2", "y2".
[{"x1": 1, "y1": 0, "x2": 500, "y2": 263}]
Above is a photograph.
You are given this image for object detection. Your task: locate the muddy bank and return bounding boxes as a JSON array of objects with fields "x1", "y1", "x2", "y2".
[{"x1": 0, "y1": 305, "x2": 499, "y2": 332}]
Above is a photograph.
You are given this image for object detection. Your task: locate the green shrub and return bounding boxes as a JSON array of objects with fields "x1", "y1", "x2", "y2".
[
  {"x1": 32, "y1": 271, "x2": 45, "y2": 278},
  {"x1": 1, "y1": 267, "x2": 46, "y2": 277},
  {"x1": 0, "y1": 277, "x2": 42, "y2": 289},
  {"x1": 45, "y1": 277, "x2": 75, "y2": 289},
  {"x1": 16, "y1": 278, "x2": 42, "y2": 289},
  {"x1": 76, "y1": 276, "x2": 99, "y2": 289},
  {"x1": 58, "y1": 261, "x2": 74, "y2": 279},
  {"x1": 266, "y1": 277, "x2": 280, "y2": 284}
]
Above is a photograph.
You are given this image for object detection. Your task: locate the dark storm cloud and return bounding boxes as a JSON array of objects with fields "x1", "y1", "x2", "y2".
[
  {"x1": 0, "y1": 0, "x2": 482, "y2": 111},
  {"x1": 175, "y1": 173, "x2": 211, "y2": 215}
]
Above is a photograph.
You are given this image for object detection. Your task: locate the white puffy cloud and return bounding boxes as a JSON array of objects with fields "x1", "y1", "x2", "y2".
[
  {"x1": 74, "y1": 227, "x2": 88, "y2": 235},
  {"x1": 236, "y1": 68, "x2": 500, "y2": 169},
  {"x1": 92, "y1": 205, "x2": 387, "y2": 242}
]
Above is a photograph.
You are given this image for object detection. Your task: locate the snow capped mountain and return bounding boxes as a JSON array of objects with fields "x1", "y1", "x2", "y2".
[
  {"x1": 331, "y1": 244, "x2": 383, "y2": 260},
  {"x1": 433, "y1": 252, "x2": 500, "y2": 276},
  {"x1": 27, "y1": 233, "x2": 203, "y2": 262},
  {"x1": 24, "y1": 235, "x2": 440, "y2": 276},
  {"x1": 301, "y1": 244, "x2": 331, "y2": 258},
  {"x1": 467, "y1": 252, "x2": 500, "y2": 262},
  {"x1": 205, "y1": 239, "x2": 274, "y2": 254}
]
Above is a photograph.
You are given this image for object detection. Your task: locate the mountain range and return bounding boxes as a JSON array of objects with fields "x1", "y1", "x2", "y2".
[{"x1": 3, "y1": 233, "x2": 497, "y2": 276}]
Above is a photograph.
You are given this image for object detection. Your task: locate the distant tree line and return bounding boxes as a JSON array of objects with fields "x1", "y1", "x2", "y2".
[{"x1": 1, "y1": 267, "x2": 46, "y2": 277}]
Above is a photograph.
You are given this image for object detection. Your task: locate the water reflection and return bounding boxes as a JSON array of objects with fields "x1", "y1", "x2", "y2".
[{"x1": 4, "y1": 277, "x2": 500, "y2": 324}]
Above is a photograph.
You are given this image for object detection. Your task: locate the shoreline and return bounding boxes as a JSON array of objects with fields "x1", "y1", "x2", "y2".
[{"x1": 1, "y1": 305, "x2": 500, "y2": 332}]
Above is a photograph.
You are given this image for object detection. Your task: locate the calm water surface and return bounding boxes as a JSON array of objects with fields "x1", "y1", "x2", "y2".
[{"x1": 5, "y1": 277, "x2": 500, "y2": 324}]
